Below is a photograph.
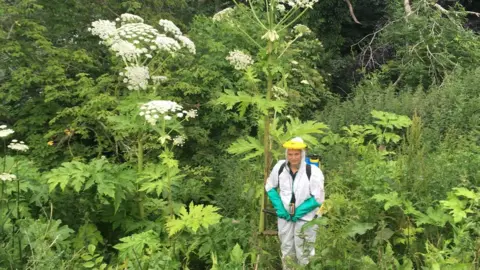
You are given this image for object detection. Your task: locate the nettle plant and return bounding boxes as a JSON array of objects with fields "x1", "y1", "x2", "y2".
[{"x1": 212, "y1": 0, "x2": 326, "y2": 233}]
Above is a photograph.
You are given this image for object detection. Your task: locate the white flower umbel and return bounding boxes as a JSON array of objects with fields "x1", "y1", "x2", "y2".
[
  {"x1": 293, "y1": 24, "x2": 312, "y2": 36},
  {"x1": 278, "y1": 0, "x2": 319, "y2": 9},
  {"x1": 154, "y1": 35, "x2": 181, "y2": 53},
  {"x1": 152, "y1": 76, "x2": 168, "y2": 84},
  {"x1": 212, "y1": 7, "x2": 234, "y2": 22},
  {"x1": 300, "y1": 80, "x2": 309, "y2": 85},
  {"x1": 172, "y1": 135, "x2": 186, "y2": 146},
  {"x1": 122, "y1": 66, "x2": 150, "y2": 90},
  {"x1": 140, "y1": 100, "x2": 183, "y2": 125},
  {"x1": 90, "y1": 14, "x2": 194, "y2": 62},
  {"x1": 88, "y1": 20, "x2": 117, "y2": 40},
  {"x1": 119, "y1": 13, "x2": 144, "y2": 24},
  {"x1": 185, "y1": 109, "x2": 197, "y2": 119},
  {"x1": 0, "y1": 125, "x2": 14, "y2": 138},
  {"x1": 226, "y1": 50, "x2": 254, "y2": 70},
  {"x1": 261, "y1": 29, "x2": 280, "y2": 42},
  {"x1": 277, "y1": 4, "x2": 286, "y2": 13},
  {"x1": 159, "y1": 135, "x2": 171, "y2": 145},
  {"x1": 273, "y1": 86, "x2": 288, "y2": 98},
  {"x1": 111, "y1": 40, "x2": 143, "y2": 62},
  {"x1": 175, "y1": 35, "x2": 196, "y2": 54},
  {"x1": 158, "y1": 19, "x2": 183, "y2": 36},
  {"x1": 8, "y1": 140, "x2": 29, "y2": 152},
  {"x1": 0, "y1": 173, "x2": 16, "y2": 182}
]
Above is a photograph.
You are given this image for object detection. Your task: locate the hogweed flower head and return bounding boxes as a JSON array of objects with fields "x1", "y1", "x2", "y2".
[
  {"x1": 293, "y1": 24, "x2": 312, "y2": 36},
  {"x1": 175, "y1": 35, "x2": 196, "y2": 54},
  {"x1": 89, "y1": 14, "x2": 195, "y2": 90},
  {"x1": 140, "y1": 100, "x2": 183, "y2": 125},
  {"x1": 0, "y1": 125, "x2": 14, "y2": 138},
  {"x1": 173, "y1": 135, "x2": 186, "y2": 146},
  {"x1": 226, "y1": 50, "x2": 254, "y2": 70},
  {"x1": 118, "y1": 13, "x2": 144, "y2": 24},
  {"x1": 88, "y1": 20, "x2": 117, "y2": 40},
  {"x1": 278, "y1": 0, "x2": 319, "y2": 9},
  {"x1": 212, "y1": 7, "x2": 234, "y2": 21},
  {"x1": 154, "y1": 35, "x2": 181, "y2": 53},
  {"x1": 185, "y1": 109, "x2": 197, "y2": 119},
  {"x1": 152, "y1": 76, "x2": 168, "y2": 84},
  {"x1": 158, "y1": 19, "x2": 182, "y2": 36},
  {"x1": 0, "y1": 173, "x2": 16, "y2": 182},
  {"x1": 8, "y1": 140, "x2": 29, "y2": 152},
  {"x1": 122, "y1": 66, "x2": 150, "y2": 90},
  {"x1": 261, "y1": 29, "x2": 279, "y2": 42}
]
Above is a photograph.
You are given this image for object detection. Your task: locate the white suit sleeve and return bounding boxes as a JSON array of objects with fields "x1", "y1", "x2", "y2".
[
  {"x1": 310, "y1": 167, "x2": 325, "y2": 205},
  {"x1": 265, "y1": 161, "x2": 284, "y2": 192}
]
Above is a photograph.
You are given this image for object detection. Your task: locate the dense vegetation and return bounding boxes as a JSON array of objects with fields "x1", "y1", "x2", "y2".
[{"x1": 1, "y1": 0, "x2": 479, "y2": 269}]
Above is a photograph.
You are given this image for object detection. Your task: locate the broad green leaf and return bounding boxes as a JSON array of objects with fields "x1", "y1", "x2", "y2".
[
  {"x1": 83, "y1": 262, "x2": 95, "y2": 268},
  {"x1": 230, "y1": 243, "x2": 244, "y2": 264},
  {"x1": 372, "y1": 192, "x2": 403, "y2": 211},
  {"x1": 166, "y1": 202, "x2": 222, "y2": 236},
  {"x1": 453, "y1": 187, "x2": 477, "y2": 200},
  {"x1": 345, "y1": 222, "x2": 374, "y2": 237},
  {"x1": 227, "y1": 136, "x2": 263, "y2": 160}
]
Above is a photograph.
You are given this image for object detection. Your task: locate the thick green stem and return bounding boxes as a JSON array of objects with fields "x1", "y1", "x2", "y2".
[
  {"x1": 137, "y1": 139, "x2": 145, "y2": 219},
  {"x1": 167, "y1": 165, "x2": 173, "y2": 217},
  {"x1": 259, "y1": 40, "x2": 274, "y2": 233},
  {"x1": 16, "y1": 177, "x2": 22, "y2": 260}
]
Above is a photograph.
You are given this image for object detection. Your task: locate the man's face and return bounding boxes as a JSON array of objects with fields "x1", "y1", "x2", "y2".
[{"x1": 287, "y1": 149, "x2": 302, "y2": 167}]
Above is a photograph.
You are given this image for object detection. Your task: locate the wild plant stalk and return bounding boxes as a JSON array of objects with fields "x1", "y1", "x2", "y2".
[{"x1": 137, "y1": 138, "x2": 145, "y2": 219}]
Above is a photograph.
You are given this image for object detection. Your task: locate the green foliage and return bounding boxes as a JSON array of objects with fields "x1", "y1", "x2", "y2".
[
  {"x1": 215, "y1": 90, "x2": 287, "y2": 116},
  {"x1": 166, "y1": 202, "x2": 222, "y2": 236},
  {"x1": 44, "y1": 157, "x2": 135, "y2": 212}
]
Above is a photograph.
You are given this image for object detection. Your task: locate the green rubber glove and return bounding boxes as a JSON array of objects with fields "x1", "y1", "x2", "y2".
[
  {"x1": 291, "y1": 197, "x2": 321, "y2": 222},
  {"x1": 267, "y1": 189, "x2": 291, "y2": 221}
]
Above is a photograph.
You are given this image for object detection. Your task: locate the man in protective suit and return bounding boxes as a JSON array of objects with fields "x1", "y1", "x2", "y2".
[{"x1": 265, "y1": 137, "x2": 325, "y2": 268}]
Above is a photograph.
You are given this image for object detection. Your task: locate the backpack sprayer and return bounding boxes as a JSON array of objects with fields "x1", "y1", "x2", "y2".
[{"x1": 305, "y1": 154, "x2": 320, "y2": 168}]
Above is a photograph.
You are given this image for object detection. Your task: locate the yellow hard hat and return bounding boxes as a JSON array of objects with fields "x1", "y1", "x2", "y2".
[{"x1": 282, "y1": 137, "x2": 307, "y2": 150}]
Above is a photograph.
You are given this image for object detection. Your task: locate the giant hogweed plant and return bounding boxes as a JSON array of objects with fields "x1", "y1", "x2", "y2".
[
  {"x1": 86, "y1": 13, "x2": 202, "y2": 220},
  {"x1": 212, "y1": 0, "x2": 326, "y2": 234},
  {"x1": 87, "y1": 13, "x2": 225, "y2": 267}
]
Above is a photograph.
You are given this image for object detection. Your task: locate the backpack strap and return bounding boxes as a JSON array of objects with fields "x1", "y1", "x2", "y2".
[
  {"x1": 278, "y1": 162, "x2": 286, "y2": 179},
  {"x1": 306, "y1": 164, "x2": 311, "y2": 181},
  {"x1": 278, "y1": 162, "x2": 311, "y2": 181}
]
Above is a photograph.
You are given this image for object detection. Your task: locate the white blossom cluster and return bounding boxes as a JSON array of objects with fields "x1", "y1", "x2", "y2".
[
  {"x1": 0, "y1": 125, "x2": 14, "y2": 138},
  {"x1": 120, "y1": 66, "x2": 150, "y2": 90},
  {"x1": 226, "y1": 50, "x2": 254, "y2": 70},
  {"x1": 118, "y1": 13, "x2": 144, "y2": 24},
  {"x1": 293, "y1": 24, "x2": 312, "y2": 36},
  {"x1": 89, "y1": 20, "x2": 117, "y2": 40},
  {"x1": 152, "y1": 76, "x2": 168, "y2": 84},
  {"x1": 8, "y1": 139, "x2": 29, "y2": 152},
  {"x1": 88, "y1": 14, "x2": 196, "y2": 90},
  {"x1": 273, "y1": 86, "x2": 288, "y2": 99},
  {"x1": 277, "y1": 4, "x2": 286, "y2": 13},
  {"x1": 154, "y1": 35, "x2": 181, "y2": 53},
  {"x1": 172, "y1": 135, "x2": 186, "y2": 146},
  {"x1": 175, "y1": 35, "x2": 196, "y2": 54},
  {"x1": 212, "y1": 7, "x2": 234, "y2": 21},
  {"x1": 0, "y1": 173, "x2": 16, "y2": 182},
  {"x1": 278, "y1": 0, "x2": 319, "y2": 9},
  {"x1": 139, "y1": 100, "x2": 197, "y2": 126},
  {"x1": 159, "y1": 19, "x2": 182, "y2": 36}
]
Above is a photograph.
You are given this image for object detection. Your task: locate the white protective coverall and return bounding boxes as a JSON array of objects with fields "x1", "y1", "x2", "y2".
[{"x1": 265, "y1": 149, "x2": 325, "y2": 266}]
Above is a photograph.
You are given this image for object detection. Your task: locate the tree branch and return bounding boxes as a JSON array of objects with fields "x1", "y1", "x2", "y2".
[
  {"x1": 344, "y1": 0, "x2": 361, "y2": 24},
  {"x1": 404, "y1": 0, "x2": 412, "y2": 16},
  {"x1": 432, "y1": 3, "x2": 480, "y2": 17}
]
